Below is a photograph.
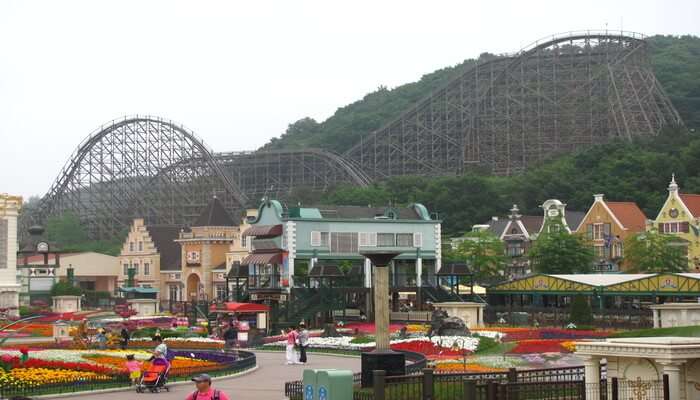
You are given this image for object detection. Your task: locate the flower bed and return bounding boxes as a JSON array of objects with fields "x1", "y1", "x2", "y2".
[
  {"x1": 130, "y1": 337, "x2": 225, "y2": 350},
  {"x1": 486, "y1": 328, "x2": 611, "y2": 342},
  {"x1": 507, "y1": 339, "x2": 572, "y2": 354}
]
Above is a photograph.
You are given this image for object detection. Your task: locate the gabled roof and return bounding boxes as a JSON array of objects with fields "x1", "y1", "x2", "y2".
[
  {"x1": 520, "y1": 216, "x2": 544, "y2": 236},
  {"x1": 145, "y1": 225, "x2": 182, "y2": 271},
  {"x1": 564, "y1": 211, "x2": 586, "y2": 232},
  {"x1": 679, "y1": 194, "x2": 700, "y2": 218},
  {"x1": 193, "y1": 197, "x2": 236, "y2": 227},
  {"x1": 552, "y1": 274, "x2": 651, "y2": 287},
  {"x1": 606, "y1": 201, "x2": 647, "y2": 232}
]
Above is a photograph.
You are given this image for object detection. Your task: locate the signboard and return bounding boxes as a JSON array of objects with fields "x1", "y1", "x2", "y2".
[{"x1": 29, "y1": 277, "x2": 54, "y2": 292}]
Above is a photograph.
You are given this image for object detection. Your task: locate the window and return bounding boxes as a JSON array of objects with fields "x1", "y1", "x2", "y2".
[
  {"x1": 241, "y1": 235, "x2": 247, "y2": 247},
  {"x1": 123, "y1": 264, "x2": 129, "y2": 275},
  {"x1": 138, "y1": 241, "x2": 143, "y2": 251},
  {"x1": 413, "y1": 232, "x2": 423, "y2": 248},
  {"x1": 330, "y1": 232, "x2": 358, "y2": 254},
  {"x1": 216, "y1": 284, "x2": 227, "y2": 301},
  {"x1": 132, "y1": 262, "x2": 139, "y2": 275},
  {"x1": 320, "y1": 232, "x2": 329, "y2": 247},
  {"x1": 144, "y1": 263, "x2": 150, "y2": 276},
  {"x1": 593, "y1": 224, "x2": 604, "y2": 240},
  {"x1": 548, "y1": 224, "x2": 560, "y2": 233},
  {"x1": 359, "y1": 232, "x2": 377, "y2": 247},
  {"x1": 660, "y1": 222, "x2": 689, "y2": 234},
  {"x1": 311, "y1": 231, "x2": 321, "y2": 246},
  {"x1": 507, "y1": 243, "x2": 524, "y2": 257},
  {"x1": 594, "y1": 246, "x2": 605, "y2": 258},
  {"x1": 397, "y1": 233, "x2": 413, "y2": 247},
  {"x1": 377, "y1": 233, "x2": 395, "y2": 247},
  {"x1": 169, "y1": 285, "x2": 180, "y2": 301},
  {"x1": 129, "y1": 242, "x2": 134, "y2": 252},
  {"x1": 187, "y1": 251, "x2": 201, "y2": 264}
]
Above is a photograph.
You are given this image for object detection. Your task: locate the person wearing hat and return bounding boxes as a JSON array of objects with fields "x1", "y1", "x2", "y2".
[
  {"x1": 297, "y1": 322, "x2": 309, "y2": 364},
  {"x1": 186, "y1": 373, "x2": 230, "y2": 400}
]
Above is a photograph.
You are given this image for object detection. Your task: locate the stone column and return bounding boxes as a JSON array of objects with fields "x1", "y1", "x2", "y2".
[
  {"x1": 659, "y1": 361, "x2": 684, "y2": 400},
  {"x1": 681, "y1": 309, "x2": 688, "y2": 326},
  {"x1": 582, "y1": 356, "x2": 601, "y2": 400},
  {"x1": 415, "y1": 258, "x2": 422, "y2": 288},
  {"x1": 364, "y1": 258, "x2": 372, "y2": 288},
  {"x1": 653, "y1": 309, "x2": 660, "y2": 328},
  {"x1": 374, "y1": 265, "x2": 390, "y2": 351}
]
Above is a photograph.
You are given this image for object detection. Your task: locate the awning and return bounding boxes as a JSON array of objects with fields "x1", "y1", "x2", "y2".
[
  {"x1": 437, "y1": 263, "x2": 472, "y2": 276},
  {"x1": 242, "y1": 224, "x2": 283, "y2": 237},
  {"x1": 241, "y1": 253, "x2": 283, "y2": 265},
  {"x1": 210, "y1": 302, "x2": 271, "y2": 313},
  {"x1": 119, "y1": 287, "x2": 159, "y2": 294}
]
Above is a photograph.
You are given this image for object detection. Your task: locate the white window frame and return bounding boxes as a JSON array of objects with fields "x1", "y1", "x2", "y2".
[
  {"x1": 311, "y1": 231, "x2": 321, "y2": 246},
  {"x1": 359, "y1": 232, "x2": 377, "y2": 247},
  {"x1": 412, "y1": 232, "x2": 423, "y2": 248},
  {"x1": 144, "y1": 262, "x2": 150, "y2": 276},
  {"x1": 593, "y1": 223, "x2": 604, "y2": 240}
]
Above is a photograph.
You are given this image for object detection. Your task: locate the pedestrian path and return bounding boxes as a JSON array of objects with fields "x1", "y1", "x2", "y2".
[{"x1": 70, "y1": 351, "x2": 361, "y2": 400}]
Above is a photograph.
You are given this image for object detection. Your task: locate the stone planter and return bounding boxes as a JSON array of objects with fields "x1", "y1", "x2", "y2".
[
  {"x1": 127, "y1": 298, "x2": 158, "y2": 316},
  {"x1": 52, "y1": 295, "x2": 81, "y2": 313}
]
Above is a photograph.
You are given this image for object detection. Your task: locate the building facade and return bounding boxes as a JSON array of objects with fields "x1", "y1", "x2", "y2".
[
  {"x1": 118, "y1": 219, "x2": 181, "y2": 302},
  {"x1": 0, "y1": 194, "x2": 22, "y2": 315},
  {"x1": 242, "y1": 199, "x2": 442, "y2": 316},
  {"x1": 653, "y1": 175, "x2": 700, "y2": 270},
  {"x1": 575, "y1": 194, "x2": 647, "y2": 272}
]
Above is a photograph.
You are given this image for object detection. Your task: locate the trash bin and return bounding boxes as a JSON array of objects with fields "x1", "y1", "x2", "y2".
[
  {"x1": 317, "y1": 369, "x2": 353, "y2": 400},
  {"x1": 303, "y1": 369, "x2": 332, "y2": 400}
]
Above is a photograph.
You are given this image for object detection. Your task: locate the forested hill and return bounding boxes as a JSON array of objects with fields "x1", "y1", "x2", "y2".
[{"x1": 262, "y1": 35, "x2": 700, "y2": 153}]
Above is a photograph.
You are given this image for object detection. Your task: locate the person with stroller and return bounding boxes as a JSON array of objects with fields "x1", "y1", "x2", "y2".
[{"x1": 150, "y1": 336, "x2": 169, "y2": 362}]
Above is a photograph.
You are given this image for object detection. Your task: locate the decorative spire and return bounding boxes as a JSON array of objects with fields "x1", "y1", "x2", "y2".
[
  {"x1": 509, "y1": 204, "x2": 521, "y2": 220},
  {"x1": 669, "y1": 173, "x2": 679, "y2": 193}
]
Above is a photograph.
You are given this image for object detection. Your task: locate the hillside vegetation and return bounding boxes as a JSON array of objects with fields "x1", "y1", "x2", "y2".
[{"x1": 263, "y1": 35, "x2": 700, "y2": 153}]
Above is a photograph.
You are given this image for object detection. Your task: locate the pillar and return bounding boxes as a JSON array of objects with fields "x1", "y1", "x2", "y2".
[
  {"x1": 364, "y1": 258, "x2": 372, "y2": 288},
  {"x1": 681, "y1": 309, "x2": 688, "y2": 326},
  {"x1": 0, "y1": 195, "x2": 21, "y2": 317},
  {"x1": 653, "y1": 309, "x2": 660, "y2": 328},
  {"x1": 582, "y1": 356, "x2": 601, "y2": 400},
  {"x1": 659, "y1": 361, "x2": 683, "y2": 400},
  {"x1": 374, "y1": 265, "x2": 390, "y2": 351},
  {"x1": 415, "y1": 258, "x2": 422, "y2": 288}
]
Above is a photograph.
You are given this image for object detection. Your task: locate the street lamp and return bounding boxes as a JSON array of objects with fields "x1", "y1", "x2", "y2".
[{"x1": 359, "y1": 249, "x2": 406, "y2": 387}]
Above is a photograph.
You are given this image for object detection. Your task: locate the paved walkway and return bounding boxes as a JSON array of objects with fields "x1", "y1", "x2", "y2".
[{"x1": 72, "y1": 351, "x2": 360, "y2": 400}]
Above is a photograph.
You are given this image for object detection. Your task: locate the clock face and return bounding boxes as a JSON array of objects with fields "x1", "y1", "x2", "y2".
[
  {"x1": 669, "y1": 208, "x2": 679, "y2": 218},
  {"x1": 36, "y1": 242, "x2": 49, "y2": 253},
  {"x1": 547, "y1": 209, "x2": 559, "y2": 217}
]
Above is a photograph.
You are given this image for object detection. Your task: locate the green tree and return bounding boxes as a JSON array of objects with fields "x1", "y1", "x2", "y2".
[
  {"x1": 44, "y1": 213, "x2": 124, "y2": 256},
  {"x1": 624, "y1": 230, "x2": 688, "y2": 273},
  {"x1": 569, "y1": 295, "x2": 593, "y2": 325},
  {"x1": 451, "y1": 231, "x2": 505, "y2": 281},
  {"x1": 528, "y1": 232, "x2": 594, "y2": 274}
]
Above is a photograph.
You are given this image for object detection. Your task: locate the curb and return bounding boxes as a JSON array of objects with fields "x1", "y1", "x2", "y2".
[
  {"x1": 250, "y1": 349, "x2": 361, "y2": 359},
  {"x1": 32, "y1": 365, "x2": 259, "y2": 399}
]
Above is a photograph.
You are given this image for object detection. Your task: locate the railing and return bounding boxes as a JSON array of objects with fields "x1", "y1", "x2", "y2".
[
  {"x1": 248, "y1": 274, "x2": 282, "y2": 289},
  {"x1": 486, "y1": 305, "x2": 653, "y2": 329}
]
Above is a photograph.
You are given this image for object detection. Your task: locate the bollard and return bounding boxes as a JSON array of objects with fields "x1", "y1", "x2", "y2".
[
  {"x1": 611, "y1": 377, "x2": 618, "y2": 400},
  {"x1": 486, "y1": 381, "x2": 499, "y2": 400}
]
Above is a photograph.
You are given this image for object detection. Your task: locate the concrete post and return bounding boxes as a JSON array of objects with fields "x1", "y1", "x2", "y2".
[
  {"x1": 653, "y1": 309, "x2": 660, "y2": 328},
  {"x1": 415, "y1": 258, "x2": 422, "y2": 288},
  {"x1": 374, "y1": 265, "x2": 390, "y2": 351},
  {"x1": 582, "y1": 356, "x2": 601, "y2": 400},
  {"x1": 373, "y1": 370, "x2": 386, "y2": 400},
  {"x1": 659, "y1": 361, "x2": 683, "y2": 400},
  {"x1": 364, "y1": 258, "x2": 372, "y2": 288},
  {"x1": 681, "y1": 309, "x2": 688, "y2": 326}
]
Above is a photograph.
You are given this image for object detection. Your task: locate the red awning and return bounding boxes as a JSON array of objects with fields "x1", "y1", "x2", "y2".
[
  {"x1": 241, "y1": 253, "x2": 283, "y2": 265},
  {"x1": 210, "y1": 302, "x2": 270, "y2": 313},
  {"x1": 242, "y1": 224, "x2": 283, "y2": 237}
]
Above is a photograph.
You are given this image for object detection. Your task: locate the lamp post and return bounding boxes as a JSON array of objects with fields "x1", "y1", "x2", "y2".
[{"x1": 359, "y1": 249, "x2": 406, "y2": 387}]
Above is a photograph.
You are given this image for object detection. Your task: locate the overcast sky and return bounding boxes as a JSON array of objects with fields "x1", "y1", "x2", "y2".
[{"x1": 1, "y1": 0, "x2": 698, "y2": 199}]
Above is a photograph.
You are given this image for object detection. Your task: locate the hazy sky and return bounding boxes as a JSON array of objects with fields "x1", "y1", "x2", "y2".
[{"x1": 1, "y1": 0, "x2": 698, "y2": 199}]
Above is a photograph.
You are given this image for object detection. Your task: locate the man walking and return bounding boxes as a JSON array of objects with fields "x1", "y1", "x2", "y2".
[
  {"x1": 298, "y1": 322, "x2": 309, "y2": 364},
  {"x1": 185, "y1": 373, "x2": 231, "y2": 400}
]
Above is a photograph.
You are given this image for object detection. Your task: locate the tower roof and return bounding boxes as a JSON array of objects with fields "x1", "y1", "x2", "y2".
[{"x1": 194, "y1": 197, "x2": 236, "y2": 227}]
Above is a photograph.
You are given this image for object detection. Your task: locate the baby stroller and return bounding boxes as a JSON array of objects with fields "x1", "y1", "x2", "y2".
[{"x1": 136, "y1": 357, "x2": 171, "y2": 393}]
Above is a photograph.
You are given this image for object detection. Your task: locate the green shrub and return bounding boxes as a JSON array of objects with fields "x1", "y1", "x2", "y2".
[
  {"x1": 350, "y1": 336, "x2": 375, "y2": 344},
  {"x1": 569, "y1": 295, "x2": 593, "y2": 325},
  {"x1": 474, "y1": 335, "x2": 498, "y2": 354},
  {"x1": 50, "y1": 281, "x2": 82, "y2": 297}
]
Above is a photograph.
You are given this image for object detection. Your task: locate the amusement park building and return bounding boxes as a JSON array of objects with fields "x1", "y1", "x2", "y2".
[
  {"x1": 653, "y1": 176, "x2": 700, "y2": 270},
  {"x1": 239, "y1": 198, "x2": 442, "y2": 315}
]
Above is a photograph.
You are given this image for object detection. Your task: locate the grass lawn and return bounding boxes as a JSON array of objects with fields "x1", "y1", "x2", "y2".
[
  {"x1": 474, "y1": 341, "x2": 516, "y2": 355},
  {"x1": 610, "y1": 325, "x2": 700, "y2": 338}
]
